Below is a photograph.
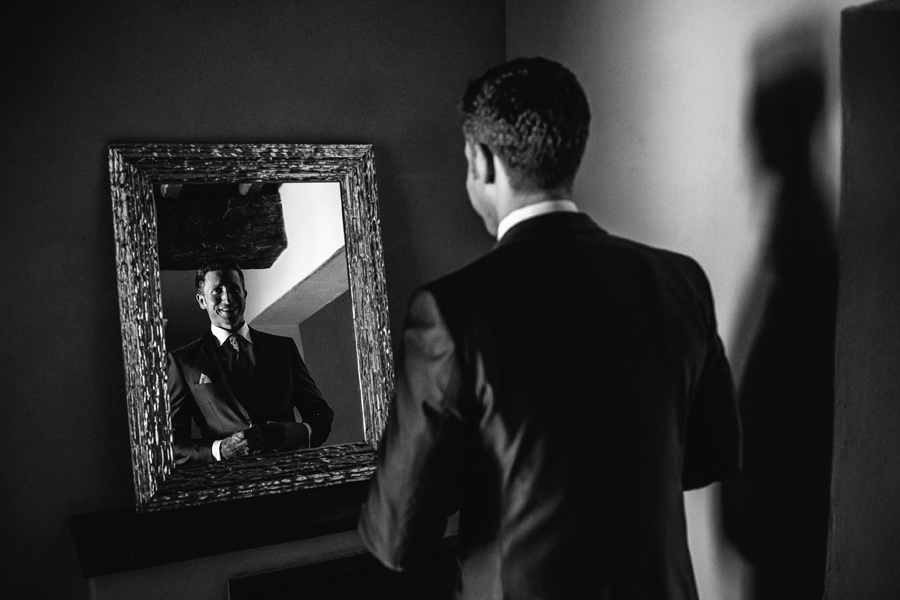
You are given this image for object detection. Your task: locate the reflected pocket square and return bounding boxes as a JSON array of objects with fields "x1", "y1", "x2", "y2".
[{"x1": 198, "y1": 373, "x2": 213, "y2": 385}]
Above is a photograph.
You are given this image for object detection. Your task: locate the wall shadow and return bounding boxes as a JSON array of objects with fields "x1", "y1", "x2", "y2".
[{"x1": 720, "y1": 17, "x2": 838, "y2": 600}]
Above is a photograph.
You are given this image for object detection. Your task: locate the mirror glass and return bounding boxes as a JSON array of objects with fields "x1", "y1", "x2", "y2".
[
  {"x1": 109, "y1": 144, "x2": 393, "y2": 512},
  {"x1": 159, "y1": 182, "x2": 363, "y2": 451}
]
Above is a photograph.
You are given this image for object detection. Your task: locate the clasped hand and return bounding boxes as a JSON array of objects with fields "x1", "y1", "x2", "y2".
[
  {"x1": 219, "y1": 421, "x2": 309, "y2": 460},
  {"x1": 219, "y1": 424, "x2": 264, "y2": 459}
]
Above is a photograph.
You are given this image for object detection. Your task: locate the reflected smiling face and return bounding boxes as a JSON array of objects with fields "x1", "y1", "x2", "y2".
[{"x1": 196, "y1": 269, "x2": 247, "y2": 331}]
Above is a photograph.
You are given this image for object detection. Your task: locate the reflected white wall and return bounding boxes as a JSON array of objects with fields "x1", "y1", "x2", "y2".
[{"x1": 243, "y1": 182, "x2": 345, "y2": 325}]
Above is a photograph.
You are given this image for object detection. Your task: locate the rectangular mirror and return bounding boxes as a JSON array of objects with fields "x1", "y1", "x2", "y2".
[{"x1": 109, "y1": 143, "x2": 393, "y2": 512}]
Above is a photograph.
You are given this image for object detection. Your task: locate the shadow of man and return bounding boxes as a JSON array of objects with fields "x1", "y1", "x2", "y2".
[{"x1": 720, "y1": 19, "x2": 838, "y2": 600}]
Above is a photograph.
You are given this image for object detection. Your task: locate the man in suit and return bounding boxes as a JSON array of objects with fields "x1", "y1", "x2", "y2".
[
  {"x1": 167, "y1": 258, "x2": 334, "y2": 467},
  {"x1": 358, "y1": 57, "x2": 741, "y2": 599}
]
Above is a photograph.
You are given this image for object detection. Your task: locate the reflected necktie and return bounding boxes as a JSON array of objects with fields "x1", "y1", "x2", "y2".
[
  {"x1": 225, "y1": 335, "x2": 254, "y2": 402},
  {"x1": 226, "y1": 334, "x2": 251, "y2": 369},
  {"x1": 228, "y1": 334, "x2": 241, "y2": 360}
]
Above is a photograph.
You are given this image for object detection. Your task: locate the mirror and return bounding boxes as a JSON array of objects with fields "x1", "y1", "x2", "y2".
[
  {"x1": 109, "y1": 143, "x2": 393, "y2": 512},
  {"x1": 159, "y1": 182, "x2": 363, "y2": 451}
]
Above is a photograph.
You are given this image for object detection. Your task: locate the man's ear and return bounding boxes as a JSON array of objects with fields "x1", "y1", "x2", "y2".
[
  {"x1": 477, "y1": 143, "x2": 496, "y2": 185},
  {"x1": 196, "y1": 293, "x2": 206, "y2": 309}
]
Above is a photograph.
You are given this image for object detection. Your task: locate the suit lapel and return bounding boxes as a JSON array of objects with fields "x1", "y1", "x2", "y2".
[
  {"x1": 248, "y1": 328, "x2": 272, "y2": 414},
  {"x1": 198, "y1": 333, "x2": 251, "y2": 422}
]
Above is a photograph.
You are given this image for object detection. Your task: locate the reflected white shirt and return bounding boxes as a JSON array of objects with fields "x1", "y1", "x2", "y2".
[{"x1": 496, "y1": 199, "x2": 579, "y2": 240}]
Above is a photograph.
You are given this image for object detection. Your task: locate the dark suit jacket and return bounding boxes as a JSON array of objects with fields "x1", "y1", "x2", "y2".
[
  {"x1": 359, "y1": 212, "x2": 740, "y2": 600},
  {"x1": 167, "y1": 327, "x2": 334, "y2": 466}
]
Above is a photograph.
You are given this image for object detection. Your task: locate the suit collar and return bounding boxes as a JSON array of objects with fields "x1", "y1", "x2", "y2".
[
  {"x1": 496, "y1": 211, "x2": 605, "y2": 248},
  {"x1": 209, "y1": 322, "x2": 252, "y2": 347},
  {"x1": 496, "y1": 199, "x2": 579, "y2": 241}
]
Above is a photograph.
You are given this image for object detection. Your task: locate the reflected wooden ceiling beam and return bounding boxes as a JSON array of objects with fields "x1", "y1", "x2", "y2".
[{"x1": 156, "y1": 192, "x2": 288, "y2": 270}]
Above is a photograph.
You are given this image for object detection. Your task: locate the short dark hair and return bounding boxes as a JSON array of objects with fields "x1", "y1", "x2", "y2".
[
  {"x1": 195, "y1": 258, "x2": 245, "y2": 293},
  {"x1": 461, "y1": 56, "x2": 591, "y2": 192}
]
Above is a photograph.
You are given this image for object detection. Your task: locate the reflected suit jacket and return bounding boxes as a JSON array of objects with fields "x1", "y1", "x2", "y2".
[
  {"x1": 167, "y1": 328, "x2": 334, "y2": 466},
  {"x1": 359, "y1": 212, "x2": 741, "y2": 600}
]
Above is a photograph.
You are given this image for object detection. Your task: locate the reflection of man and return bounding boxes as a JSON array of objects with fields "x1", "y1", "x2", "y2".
[
  {"x1": 167, "y1": 259, "x2": 334, "y2": 467},
  {"x1": 359, "y1": 57, "x2": 741, "y2": 599}
]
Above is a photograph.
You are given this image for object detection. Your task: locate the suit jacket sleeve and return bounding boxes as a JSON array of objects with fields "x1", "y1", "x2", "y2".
[
  {"x1": 358, "y1": 289, "x2": 463, "y2": 571},
  {"x1": 287, "y1": 339, "x2": 334, "y2": 447},
  {"x1": 682, "y1": 268, "x2": 742, "y2": 490},
  {"x1": 167, "y1": 351, "x2": 214, "y2": 465}
]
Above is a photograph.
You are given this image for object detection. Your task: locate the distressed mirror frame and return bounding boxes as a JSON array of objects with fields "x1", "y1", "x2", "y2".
[{"x1": 109, "y1": 143, "x2": 393, "y2": 512}]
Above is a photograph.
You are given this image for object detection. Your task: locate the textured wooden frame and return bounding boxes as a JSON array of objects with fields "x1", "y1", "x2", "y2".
[{"x1": 109, "y1": 143, "x2": 393, "y2": 512}]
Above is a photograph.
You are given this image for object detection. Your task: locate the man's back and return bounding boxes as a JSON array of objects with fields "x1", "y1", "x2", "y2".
[{"x1": 361, "y1": 212, "x2": 740, "y2": 599}]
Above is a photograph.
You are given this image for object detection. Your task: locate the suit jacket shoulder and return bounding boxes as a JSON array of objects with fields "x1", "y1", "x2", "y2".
[
  {"x1": 422, "y1": 212, "x2": 718, "y2": 351},
  {"x1": 247, "y1": 327, "x2": 291, "y2": 347},
  {"x1": 170, "y1": 330, "x2": 215, "y2": 359}
]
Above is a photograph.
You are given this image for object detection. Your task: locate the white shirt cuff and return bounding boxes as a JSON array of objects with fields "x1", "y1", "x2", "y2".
[{"x1": 214, "y1": 423, "x2": 310, "y2": 458}]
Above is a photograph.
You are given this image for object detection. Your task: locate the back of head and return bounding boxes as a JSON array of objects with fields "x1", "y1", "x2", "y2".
[{"x1": 461, "y1": 56, "x2": 591, "y2": 192}]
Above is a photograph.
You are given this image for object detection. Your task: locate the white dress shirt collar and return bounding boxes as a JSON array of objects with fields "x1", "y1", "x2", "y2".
[
  {"x1": 210, "y1": 322, "x2": 252, "y2": 346},
  {"x1": 496, "y1": 199, "x2": 579, "y2": 241}
]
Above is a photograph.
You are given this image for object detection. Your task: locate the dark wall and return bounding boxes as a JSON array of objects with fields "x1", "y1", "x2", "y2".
[
  {"x1": 0, "y1": 2, "x2": 503, "y2": 598},
  {"x1": 827, "y1": 3, "x2": 900, "y2": 598}
]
